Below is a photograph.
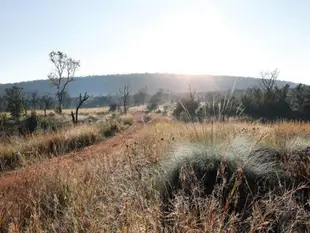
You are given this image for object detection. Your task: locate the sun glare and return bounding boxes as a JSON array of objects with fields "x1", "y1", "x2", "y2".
[
  {"x1": 123, "y1": 2, "x2": 273, "y2": 78},
  {"x1": 126, "y1": 3, "x2": 237, "y2": 74}
]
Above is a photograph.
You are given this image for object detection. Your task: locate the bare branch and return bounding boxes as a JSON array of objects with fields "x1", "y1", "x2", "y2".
[
  {"x1": 260, "y1": 69, "x2": 279, "y2": 92},
  {"x1": 72, "y1": 92, "x2": 89, "y2": 125},
  {"x1": 77, "y1": 92, "x2": 89, "y2": 110}
]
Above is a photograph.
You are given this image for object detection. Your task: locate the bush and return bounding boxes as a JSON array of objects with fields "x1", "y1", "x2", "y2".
[
  {"x1": 18, "y1": 111, "x2": 38, "y2": 135},
  {"x1": 54, "y1": 106, "x2": 62, "y2": 114},
  {"x1": 147, "y1": 103, "x2": 158, "y2": 112},
  {"x1": 163, "y1": 104, "x2": 169, "y2": 113},
  {"x1": 37, "y1": 116, "x2": 58, "y2": 132},
  {"x1": 173, "y1": 98, "x2": 199, "y2": 121},
  {"x1": 109, "y1": 103, "x2": 118, "y2": 112},
  {"x1": 120, "y1": 115, "x2": 134, "y2": 126},
  {"x1": 100, "y1": 121, "x2": 122, "y2": 138},
  {"x1": 48, "y1": 112, "x2": 56, "y2": 117},
  {"x1": 179, "y1": 111, "x2": 190, "y2": 122}
]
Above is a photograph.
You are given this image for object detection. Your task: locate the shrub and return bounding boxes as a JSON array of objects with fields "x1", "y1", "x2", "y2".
[
  {"x1": 147, "y1": 103, "x2": 158, "y2": 112},
  {"x1": 54, "y1": 106, "x2": 62, "y2": 114},
  {"x1": 48, "y1": 112, "x2": 56, "y2": 117},
  {"x1": 101, "y1": 121, "x2": 121, "y2": 138},
  {"x1": 109, "y1": 103, "x2": 118, "y2": 112},
  {"x1": 0, "y1": 113, "x2": 8, "y2": 121},
  {"x1": 173, "y1": 98, "x2": 199, "y2": 121},
  {"x1": 147, "y1": 89, "x2": 164, "y2": 111},
  {"x1": 163, "y1": 104, "x2": 169, "y2": 113},
  {"x1": 179, "y1": 111, "x2": 190, "y2": 122},
  {"x1": 121, "y1": 115, "x2": 134, "y2": 126},
  {"x1": 18, "y1": 111, "x2": 38, "y2": 135}
]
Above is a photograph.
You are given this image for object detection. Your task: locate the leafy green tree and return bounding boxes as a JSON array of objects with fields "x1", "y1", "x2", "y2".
[{"x1": 4, "y1": 85, "x2": 24, "y2": 119}]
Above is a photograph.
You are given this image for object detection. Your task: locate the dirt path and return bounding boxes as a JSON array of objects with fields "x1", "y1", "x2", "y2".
[{"x1": 0, "y1": 112, "x2": 150, "y2": 189}]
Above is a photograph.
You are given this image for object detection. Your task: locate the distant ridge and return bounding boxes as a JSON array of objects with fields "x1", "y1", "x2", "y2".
[{"x1": 0, "y1": 73, "x2": 298, "y2": 96}]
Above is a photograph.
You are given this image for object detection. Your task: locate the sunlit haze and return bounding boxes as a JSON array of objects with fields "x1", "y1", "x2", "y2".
[{"x1": 1, "y1": 0, "x2": 310, "y2": 84}]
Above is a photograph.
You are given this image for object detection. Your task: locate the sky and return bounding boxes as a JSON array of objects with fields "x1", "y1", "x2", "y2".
[{"x1": 0, "y1": 0, "x2": 310, "y2": 84}]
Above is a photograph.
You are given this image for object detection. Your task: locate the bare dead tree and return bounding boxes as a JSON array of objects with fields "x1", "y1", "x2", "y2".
[
  {"x1": 119, "y1": 85, "x2": 130, "y2": 114},
  {"x1": 260, "y1": 69, "x2": 279, "y2": 92},
  {"x1": 71, "y1": 92, "x2": 89, "y2": 125},
  {"x1": 48, "y1": 51, "x2": 80, "y2": 113}
]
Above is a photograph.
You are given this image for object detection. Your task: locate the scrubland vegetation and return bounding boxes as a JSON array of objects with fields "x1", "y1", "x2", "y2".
[
  {"x1": 0, "y1": 114, "x2": 129, "y2": 171},
  {"x1": 0, "y1": 119, "x2": 310, "y2": 232},
  {"x1": 0, "y1": 53, "x2": 309, "y2": 232},
  {"x1": 0, "y1": 111, "x2": 310, "y2": 232}
]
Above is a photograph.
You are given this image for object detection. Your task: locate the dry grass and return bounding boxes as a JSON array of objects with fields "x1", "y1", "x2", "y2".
[
  {"x1": 0, "y1": 119, "x2": 310, "y2": 232},
  {"x1": 120, "y1": 114, "x2": 135, "y2": 126},
  {"x1": 40, "y1": 107, "x2": 110, "y2": 116},
  {"x1": 2, "y1": 107, "x2": 110, "y2": 118},
  {"x1": 0, "y1": 116, "x2": 126, "y2": 171}
]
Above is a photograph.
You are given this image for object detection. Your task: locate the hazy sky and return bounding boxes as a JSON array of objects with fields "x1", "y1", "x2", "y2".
[{"x1": 1, "y1": 0, "x2": 310, "y2": 84}]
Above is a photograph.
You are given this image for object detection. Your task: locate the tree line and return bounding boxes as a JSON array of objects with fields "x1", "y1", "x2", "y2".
[
  {"x1": 1, "y1": 51, "x2": 310, "y2": 123},
  {"x1": 172, "y1": 69, "x2": 310, "y2": 122}
]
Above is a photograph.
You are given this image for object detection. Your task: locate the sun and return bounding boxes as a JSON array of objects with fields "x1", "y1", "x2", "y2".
[
  {"x1": 126, "y1": 2, "x2": 233, "y2": 74},
  {"x1": 123, "y1": 2, "x2": 269, "y2": 78}
]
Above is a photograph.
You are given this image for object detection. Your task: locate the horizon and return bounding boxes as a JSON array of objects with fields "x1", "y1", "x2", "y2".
[
  {"x1": 0, "y1": 72, "x2": 298, "y2": 88},
  {"x1": 1, "y1": 0, "x2": 310, "y2": 84}
]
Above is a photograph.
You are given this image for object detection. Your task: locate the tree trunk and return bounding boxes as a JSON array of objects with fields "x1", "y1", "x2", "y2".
[
  {"x1": 124, "y1": 96, "x2": 127, "y2": 114},
  {"x1": 58, "y1": 101, "x2": 62, "y2": 113},
  {"x1": 75, "y1": 108, "x2": 79, "y2": 125},
  {"x1": 57, "y1": 92, "x2": 62, "y2": 114},
  {"x1": 71, "y1": 111, "x2": 76, "y2": 125}
]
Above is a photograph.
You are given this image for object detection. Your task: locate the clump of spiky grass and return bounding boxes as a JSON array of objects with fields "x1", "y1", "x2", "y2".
[{"x1": 157, "y1": 134, "x2": 310, "y2": 232}]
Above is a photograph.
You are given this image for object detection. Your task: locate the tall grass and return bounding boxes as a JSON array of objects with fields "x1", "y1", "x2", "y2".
[
  {"x1": 0, "y1": 120, "x2": 309, "y2": 232},
  {"x1": 0, "y1": 118, "x2": 125, "y2": 171}
]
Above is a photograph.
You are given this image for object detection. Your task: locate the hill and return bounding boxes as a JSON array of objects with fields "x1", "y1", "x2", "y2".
[{"x1": 0, "y1": 73, "x2": 297, "y2": 97}]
